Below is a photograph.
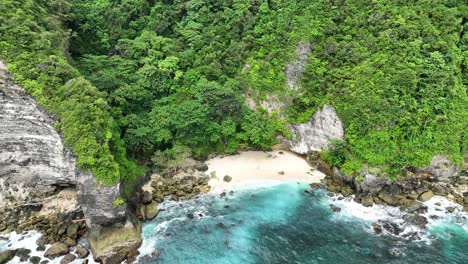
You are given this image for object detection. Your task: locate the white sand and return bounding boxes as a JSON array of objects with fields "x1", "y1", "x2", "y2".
[{"x1": 207, "y1": 150, "x2": 324, "y2": 191}]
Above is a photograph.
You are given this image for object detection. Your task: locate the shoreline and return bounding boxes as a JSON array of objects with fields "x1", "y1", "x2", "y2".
[{"x1": 206, "y1": 150, "x2": 325, "y2": 192}]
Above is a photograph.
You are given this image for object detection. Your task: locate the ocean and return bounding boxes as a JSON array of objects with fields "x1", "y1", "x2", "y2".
[{"x1": 1, "y1": 182, "x2": 467, "y2": 263}]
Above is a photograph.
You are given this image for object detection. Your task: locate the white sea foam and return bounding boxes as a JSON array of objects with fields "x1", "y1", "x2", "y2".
[
  {"x1": 0, "y1": 230, "x2": 96, "y2": 264},
  {"x1": 326, "y1": 194, "x2": 402, "y2": 223},
  {"x1": 325, "y1": 193, "x2": 468, "y2": 244}
]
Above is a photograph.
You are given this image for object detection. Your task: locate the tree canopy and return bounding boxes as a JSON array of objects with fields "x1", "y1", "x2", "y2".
[{"x1": 0, "y1": 0, "x2": 466, "y2": 182}]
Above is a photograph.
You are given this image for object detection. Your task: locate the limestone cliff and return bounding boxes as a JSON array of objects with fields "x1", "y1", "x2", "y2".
[
  {"x1": 0, "y1": 61, "x2": 76, "y2": 207},
  {"x1": 0, "y1": 61, "x2": 141, "y2": 263},
  {"x1": 286, "y1": 104, "x2": 344, "y2": 154},
  {"x1": 244, "y1": 42, "x2": 345, "y2": 155}
]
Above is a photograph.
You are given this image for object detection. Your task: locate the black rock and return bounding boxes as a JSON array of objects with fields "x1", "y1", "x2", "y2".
[
  {"x1": 30, "y1": 256, "x2": 41, "y2": 264},
  {"x1": 446, "y1": 207, "x2": 456, "y2": 213},
  {"x1": 382, "y1": 222, "x2": 403, "y2": 235},
  {"x1": 372, "y1": 223, "x2": 382, "y2": 234},
  {"x1": 403, "y1": 214, "x2": 428, "y2": 229},
  {"x1": 187, "y1": 213, "x2": 195, "y2": 219},
  {"x1": 223, "y1": 175, "x2": 232, "y2": 182},
  {"x1": 36, "y1": 246, "x2": 46, "y2": 252},
  {"x1": 16, "y1": 248, "x2": 31, "y2": 261},
  {"x1": 329, "y1": 204, "x2": 341, "y2": 212}
]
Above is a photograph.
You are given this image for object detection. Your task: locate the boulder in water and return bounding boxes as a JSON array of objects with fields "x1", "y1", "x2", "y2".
[
  {"x1": 145, "y1": 201, "x2": 159, "y2": 220},
  {"x1": 360, "y1": 194, "x2": 374, "y2": 207},
  {"x1": 418, "y1": 190, "x2": 434, "y2": 202},
  {"x1": 88, "y1": 217, "x2": 142, "y2": 264},
  {"x1": 75, "y1": 244, "x2": 89, "y2": 258},
  {"x1": 44, "y1": 242, "x2": 69, "y2": 259},
  {"x1": 30, "y1": 256, "x2": 41, "y2": 264},
  {"x1": 15, "y1": 248, "x2": 31, "y2": 261},
  {"x1": 446, "y1": 206, "x2": 456, "y2": 213},
  {"x1": 403, "y1": 214, "x2": 428, "y2": 229},
  {"x1": 388, "y1": 247, "x2": 403, "y2": 258},
  {"x1": 329, "y1": 204, "x2": 341, "y2": 212},
  {"x1": 60, "y1": 254, "x2": 76, "y2": 264},
  {"x1": 372, "y1": 223, "x2": 382, "y2": 234},
  {"x1": 0, "y1": 249, "x2": 16, "y2": 264}
]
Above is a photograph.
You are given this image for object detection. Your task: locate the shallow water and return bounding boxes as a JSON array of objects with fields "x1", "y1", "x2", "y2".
[{"x1": 137, "y1": 183, "x2": 468, "y2": 264}]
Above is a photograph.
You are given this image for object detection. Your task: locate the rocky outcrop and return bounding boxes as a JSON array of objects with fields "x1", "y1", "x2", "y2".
[
  {"x1": 417, "y1": 155, "x2": 459, "y2": 182},
  {"x1": 320, "y1": 157, "x2": 467, "y2": 210},
  {"x1": 88, "y1": 214, "x2": 142, "y2": 264},
  {"x1": 77, "y1": 172, "x2": 141, "y2": 263},
  {"x1": 76, "y1": 172, "x2": 126, "y2": 229},
  {"x1": 286, "y1": 104, "x2": 344, "y2": 154},
  {"x1": 137, "y1": 159, "x2": 211, "y2": 222},
  {"x1": 0, "y1": 61, "x2": 76, "y2": 207}
]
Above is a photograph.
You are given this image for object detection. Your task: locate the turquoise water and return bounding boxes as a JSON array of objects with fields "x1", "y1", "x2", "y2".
[{"x1": 138, "y1": 183, "x2": 468, "y2": 264}]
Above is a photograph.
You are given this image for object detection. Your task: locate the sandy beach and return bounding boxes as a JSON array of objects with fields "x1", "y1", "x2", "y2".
[{"x1": 207, "y1": 150, "x2": 325, "y2": 191}]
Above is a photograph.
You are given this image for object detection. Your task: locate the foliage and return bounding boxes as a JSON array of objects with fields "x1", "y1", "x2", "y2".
[
  {"x1": 320, "y1": 140, "x2": 348, "y2": 168},
  {"x1": 1, "y1": 0, "x2": 466, "y2": 180},
  {"x1": 112, "y1": 198, "x2": 126, "y2": 207},
  {"x1": 0, "y1": 0, "x2": 143, "y2": 185},
  {"x1": 152, "y1": 145, "x2": 191, "y2": 174}
]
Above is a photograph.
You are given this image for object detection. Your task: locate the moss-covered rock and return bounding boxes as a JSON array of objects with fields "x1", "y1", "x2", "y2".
[
  {"x1": 418, "y1": 190, "x2": 434, "y2": 202},
  {"x1": 88, "y1": 216, "x2": 142, "y2": 263},
  {"x1": 44, "y1": 242, "x2": 69, "y2": 259}
]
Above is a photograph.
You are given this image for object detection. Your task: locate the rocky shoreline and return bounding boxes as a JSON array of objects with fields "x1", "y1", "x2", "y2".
[
  {"x1": 1, "y1": 152, "x2": 466, "y2": 263},
  {"x1": 310, "y1": 155, "x2": 468, "y2": 240},
  {"x1": 135, "y1": 159, "x2": 212, "y2": 222},
  {"x1": 0, "y1": 157, "x2": 214, "y2": 264}
]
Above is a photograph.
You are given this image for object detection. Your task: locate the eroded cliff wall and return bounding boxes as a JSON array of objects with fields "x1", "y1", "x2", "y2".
[{"x1": 0, "y1": 61, "x2": 76, "y2": 206}]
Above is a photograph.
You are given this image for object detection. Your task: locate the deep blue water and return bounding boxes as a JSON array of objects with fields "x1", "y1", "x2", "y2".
[{"x1": 137, "y1": 183, "x2": 468, "y2": 264}]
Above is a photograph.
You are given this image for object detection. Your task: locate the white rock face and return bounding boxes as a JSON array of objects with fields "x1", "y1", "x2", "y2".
[
  {"x1": 0, "y1": 61, "x2": 76, "y2": 207},
  {"x1": 286, "y1": 104, "x2": 344, "y2": 154}
]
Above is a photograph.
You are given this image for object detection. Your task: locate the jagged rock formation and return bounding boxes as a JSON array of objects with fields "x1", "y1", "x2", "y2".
[
  {"x1": 0, "y1": 61, "x2": 76, "y2": 207},
  {"x1": 286, "y1": 104, "x2": 344, "y2": 154},
  {"x1": 76, "y1": 172, "x2": 126, "y2": 229},
  {"x1": 76, "y1": 171, "x2": 142, "y2": 263}
]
